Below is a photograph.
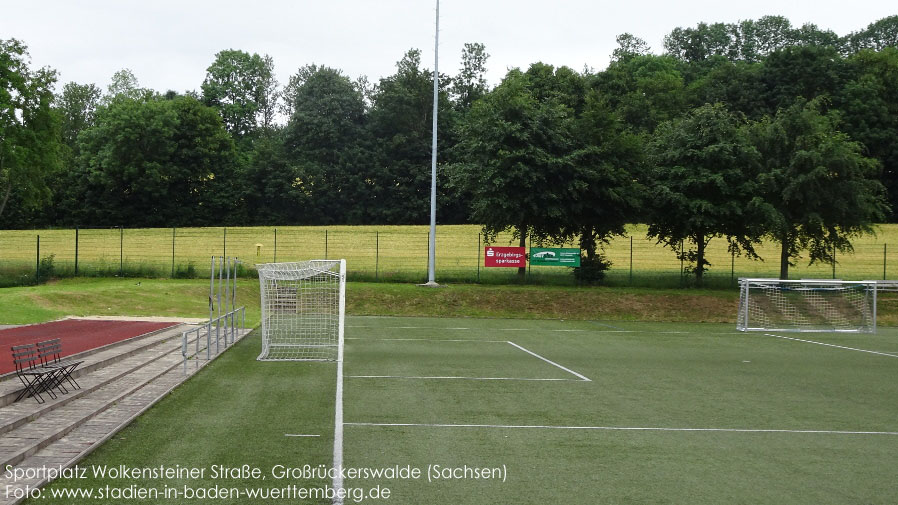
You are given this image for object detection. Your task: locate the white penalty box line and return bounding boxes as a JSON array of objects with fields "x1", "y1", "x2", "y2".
[
  {"x1": 345, "y1": 340, "x2": 591, "y2": 383},
  {"x1": 344, "y1": 422, "x2": 898, "y2": 437},
  {"x1": 346, "y1": 327, "x2": 739, "y2": 336},
  {"x1": 506, "y1": 341, "x2": 591, "y2": 382},
  {"x1": 764, "y1": 333, "x2": 898, "y2": 359},
  {"x1": 347, "y1": 326, "x2": 634, "y2": 333}
]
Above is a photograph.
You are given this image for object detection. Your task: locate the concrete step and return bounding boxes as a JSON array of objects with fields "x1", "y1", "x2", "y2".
[
  {"x1": 0, "y1": 347, "x2": 185, "y2": 469},
  {"x1": 0, "y1": 326, "x2": 192, "y2": 436},
  {"x1": 0, "y1": 328, "x2": 251, "y2": 505},
  {"x1": 0, "y1": 324, "x2": 187, "y2": 407},
  {"x1": 0, "y1": 324, "x2": 245, "y2": 466}
]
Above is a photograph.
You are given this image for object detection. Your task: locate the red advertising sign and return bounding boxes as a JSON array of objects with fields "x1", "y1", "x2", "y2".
[{"x1": 484, "y1": 246, "x2": 526, "y2": 267}]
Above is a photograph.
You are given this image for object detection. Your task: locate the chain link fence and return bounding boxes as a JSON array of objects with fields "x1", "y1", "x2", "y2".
[{"x1": 1, "y1": 225, "x2": 895, "y2": 288}]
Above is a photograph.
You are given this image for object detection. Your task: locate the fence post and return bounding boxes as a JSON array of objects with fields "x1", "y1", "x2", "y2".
[
  {"x1": 274, "y1": 228, "x2": 277, "y2": 262},
  {"x1": 209, "y1": 256, "x2": 215, "y2": 323},
  {"x1": 832, "y1": 243, "x2": 836, "y2": 279},
  {"x1": 224, "y1": 256, "x2": 231, "y2": 343},
  {"x1": 36, "y1": 235, "x2": 40, "y2": 283},
  {"x1": 223, "y1": 228, "x2": 227, "y2": 259},
  {"x1": 884, "y1": 244, "x2": 887, "y2": 280},
  {"x1": 527, "y1": 235, "x2": 532, "y2": 280},
  {"x1": 217, "y1": 257, "x2": 223, "y2": 355},
  {"x1": 120, "y1": 226, "x2": 124, "y2": 277},
  {"x1": 375, "y1": 231, "x2": 379, "y2": 281},
  {"x1": 731, "y1": 248, "x2": 735, "y2": 286},
  {"x1": 679, "y1": 240, "x2": 684, "y2": 285},
  {"x1": 477, "y1": 233, "x2": 481, "y2": 283},
  {"x1": 171, "y1": 227, "x2": 176, "y2": 278},
  {"x1": 74, "y1": 227, "x2": 79, "y2": 276},
  {"x1": 629, "y1": 236, "x2": 633, "y2": 285}
]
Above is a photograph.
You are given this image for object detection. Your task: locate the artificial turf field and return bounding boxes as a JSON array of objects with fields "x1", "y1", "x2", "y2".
[{"x1": 30, "y1": 316, "x2": 898, "y2": 505}]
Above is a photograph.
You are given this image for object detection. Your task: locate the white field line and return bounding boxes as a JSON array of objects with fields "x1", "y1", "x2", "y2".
[
  {"x1": 345, "y1": 337, "x2": 507, "y2": 343},
  {"x1": 346, "y1": 326, "x2": 742, "y2": 335},
  {"x1": 765, "y1": 333, "x2": 898, "y2": 358},
  {"x1": 346, "y1": 326, "x2": 473, "y2": 330},
  {"x1": 507, "y1": 341, "x2": 591, "y2": 382},
  {"x1": 346, "y1": 325, "x2": 637, "y2": 333},
  {"x1": 332, "y1": 359, "x2": 344, "y2": 505},
  {"x1": 285, "y1": 434, "x2": 320, "y2": 437},
  {"x1": 345, "y1": 375, "x2": 583, "y2": 382},
  {"x1": 346, "y1": 337, "x2": 590, "y2": 382},
  {"x1": 344, "y1": 422, "x2": 898, "y2": 436}
]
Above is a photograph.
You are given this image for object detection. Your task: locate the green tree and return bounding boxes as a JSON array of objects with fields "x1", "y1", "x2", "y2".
[
  {"x1": 104, "y1": 68, "x2": 153, "y2": 103},
  {"x1": 284, "y1": 65, "x2": 372, "y2": 224},
  {"x1": 564, "y1": 90, "x2": 644, "y2": 276},
  {"x1": 751, "y1": 99, "x2": 888, "y2": 278},
  {"x1": 594, "y1": 55, "x2": 687, "y2": 133},
  {"x1": 0, "y1": 38, "x2": 61, "y2": 220},
  {"x1": 663, "y1": 22, "x2": 736, "y2": 62},
  {"x1": 836, "y1": 48, "x2": 898, "y2": 217},
  {"x1": 57, "y1": 82, "x2": 102, "y2": 149},
  {"x1": 451, "y1": 67, "x2": 579, "y2": 277},
  {"x1": 611, "y1": 33, "x2": 651, "y2": 62},
  {"x1": 45, "y1": 81, "x2": 102, "y2": 225},
  {"x1": 684, "y1": 57, "x2": 767, "y2": 118},
  {"x1": 75, "y1": 96, "x2": 237, "y2": 226},
  {"x1": 202, "y1": 49, "x2": 278, "y2": 138},
  {"x1": 368, "y1": 49, "x2": 455, "y2": 224},
  {"x1": 243, "y1": 129, "x2": 305, "y2": 224},
  {"x1": 451, "y1": 42, "x2": 490, "y2": 111},
  {"x1": 760, "y1": 46, "x2": 849, "y2": 111},
  {"x1": 646, "y1": 103, "x2": 763, "y2": 285},
  {"x1": 664, "y1": 16, "x2": 843, "y2": 63},
  {"x1": 845, "y1": 15, "x2": 898, "y2": 52}
]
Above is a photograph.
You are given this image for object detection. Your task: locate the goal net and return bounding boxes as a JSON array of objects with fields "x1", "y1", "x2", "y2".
[
  {"x1": 737, "y1": 278, "x2": 877, "y2": 333},
  {"x1": 257, "y1": 260, "x2": 346, "y2": 361}
]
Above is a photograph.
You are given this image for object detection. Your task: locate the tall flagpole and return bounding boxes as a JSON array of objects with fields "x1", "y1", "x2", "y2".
[{"x1": 426, "y1": 0, "x2": 439, "y2": 286}]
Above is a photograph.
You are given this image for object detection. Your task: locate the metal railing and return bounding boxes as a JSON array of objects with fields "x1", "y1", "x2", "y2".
[{"x1": 181, "y1": 306, "x2": 246, "y2": 374}]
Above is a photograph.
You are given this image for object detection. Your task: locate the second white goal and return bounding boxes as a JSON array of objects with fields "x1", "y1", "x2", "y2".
[{"x1": 737, "y1": 278, "x2": 877, "y2": 333}]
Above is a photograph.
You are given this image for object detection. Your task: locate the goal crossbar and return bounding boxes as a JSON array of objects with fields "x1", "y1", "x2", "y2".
[{"x1": 737, "y1": 278, "x2": 877, "y2": 334}]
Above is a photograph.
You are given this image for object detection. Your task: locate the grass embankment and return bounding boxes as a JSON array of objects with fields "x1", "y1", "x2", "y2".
[
  {"x1": 3, "y1": 277, "x2": 897, "y2": 326},
  {"x1": 0, "y1": 278, "x2": 262, "y2": 326}
]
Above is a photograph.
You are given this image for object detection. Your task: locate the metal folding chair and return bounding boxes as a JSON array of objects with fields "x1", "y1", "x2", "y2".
[
  {"x1": 12, "y1": 344, "x2": 59, "y2": 404},
  {"x1": 36, "y1": 338, "x2": 83, "y2": 392}
]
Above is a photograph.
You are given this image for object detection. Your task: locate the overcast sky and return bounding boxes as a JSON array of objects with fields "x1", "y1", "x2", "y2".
[{"x1": 1, "y1": 0, "x2": 894, "y2": 95}]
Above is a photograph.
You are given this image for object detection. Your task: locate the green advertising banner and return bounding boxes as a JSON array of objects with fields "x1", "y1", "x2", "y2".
[{"x1": 529, "y1": 248, "x2": 581, "y2": 267}]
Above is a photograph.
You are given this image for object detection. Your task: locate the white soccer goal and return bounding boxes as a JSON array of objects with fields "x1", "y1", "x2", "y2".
[
  {"x1": 737, "y1": 278, "x2": 877, "y2": 333},
  {"x1": 257, "y1": 260, "x2": 346, "y2": 361}
]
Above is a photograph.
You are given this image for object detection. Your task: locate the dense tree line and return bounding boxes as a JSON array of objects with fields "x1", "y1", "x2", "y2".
[{"x1": 1, "y1": 15, "x2": 896, "y2": 281}]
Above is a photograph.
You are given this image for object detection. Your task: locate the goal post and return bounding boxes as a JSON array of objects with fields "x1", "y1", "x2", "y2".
[
  {"x1": 737, "y1": 278, "x2": 877, "y2": 333},
  {"x1": 257, "y1": 260, "x2": 346, "y2": 361}
]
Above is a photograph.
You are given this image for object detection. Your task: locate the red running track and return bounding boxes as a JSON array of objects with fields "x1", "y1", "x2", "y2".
[{"x1": 0, "y1": 320, "x2": 178, "y2": 375}]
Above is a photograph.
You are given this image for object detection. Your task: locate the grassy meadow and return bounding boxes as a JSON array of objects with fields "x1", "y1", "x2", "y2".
[{"x1": 1, "y1": 224, "x2": 897, "y2": 287}]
